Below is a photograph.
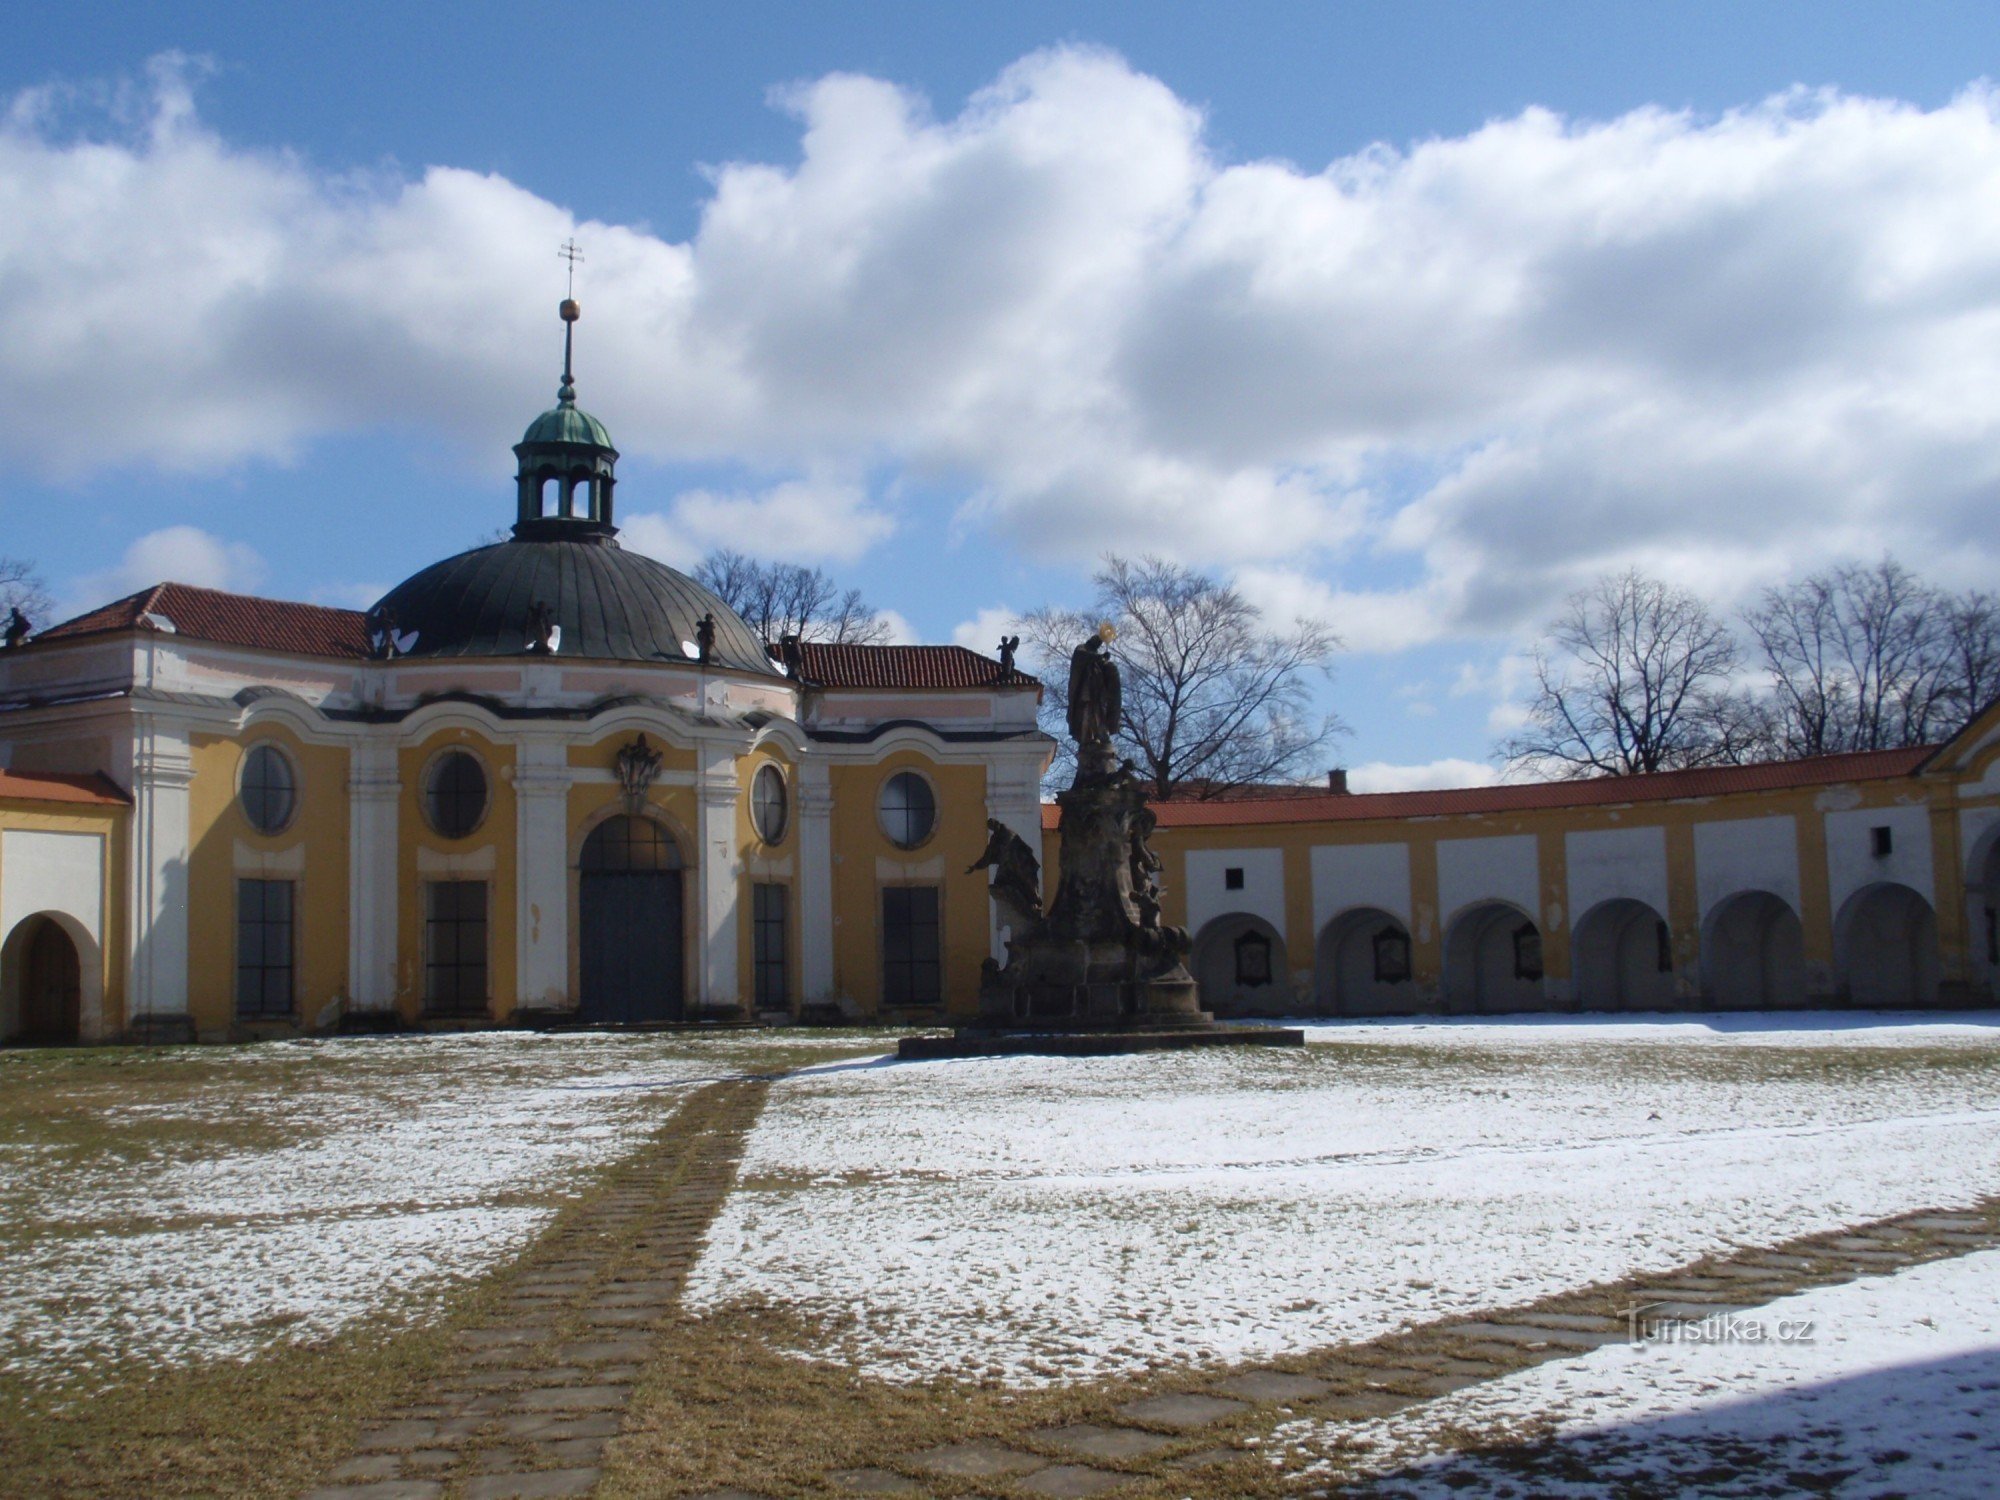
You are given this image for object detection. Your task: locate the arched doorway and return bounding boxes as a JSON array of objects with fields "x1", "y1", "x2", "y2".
[
  {"x1": 578, "y1": 815, "x2": 685, "y2": 1025},
  {"x1": 1315, "y1": 907, "x2": 1421, "y2": 1015},
  {"x1": 1701, "y1": 891, "x2": 1805, "y2": 1009},
  {"x1": 1443, "y1": 901, "x2": 1544, "y2": 1013},
  {"x1": 1836, "y1": 883, "x2": 1940, "y2": 1007},
  {"x1": 1571, "y1": 898, "x2": 1676, "y2": 1011},
  {"x1": 6, "y1": 917, "x2": 81, "y2": 1045},
  {"x1": 1191, "y1": 913, "x2": 1292, "y2": 1017}
]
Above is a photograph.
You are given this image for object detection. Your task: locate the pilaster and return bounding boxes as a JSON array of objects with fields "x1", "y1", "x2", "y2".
[
  {"x1": 513, "y1": 737, "x2": 575, "y2": 1013},
  {"x1": 798, "y1": 760, "x2": 836, "y2": 1003},
  {"x1": 128, "y1": 720, "x2": 195, "y2": 1041},
  {"x1": 697, "y1": 753, "x2": 743, "y2": 1016},
  {"x1": 346, "y1": 738, "x2": 401, "y2": 1014}
]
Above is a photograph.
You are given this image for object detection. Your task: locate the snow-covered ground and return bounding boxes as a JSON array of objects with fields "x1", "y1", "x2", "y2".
[
  {"x1": 1282, "y1": 1247, "x2": 2000, "y2": 1498},
  {"x1": 0, "y1": 1030, "x2": 881, "y2": 1386},
  {"x1": 689, "y1": 1013, "x2": 2000, "y2": 1385}
]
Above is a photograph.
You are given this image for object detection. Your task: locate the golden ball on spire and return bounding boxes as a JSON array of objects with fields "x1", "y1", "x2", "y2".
[{"x1": 559, "y1": 298, "x2": 581, "y2": 323}]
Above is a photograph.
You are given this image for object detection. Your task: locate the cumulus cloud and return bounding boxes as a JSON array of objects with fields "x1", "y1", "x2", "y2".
[
  {"x1": 1346, "y1": 758, "x2": 1505, "y2": 794},
  {"x1": 619, "y1": 478, "x2": 894, "y2": 571},
  {"x1": 951, "y1": 605, "x2": 1020, "y2": 653},
  {"x1": 11, "y1": 53, "x2": 2000, "y2": 644},
  {"x1": 63, "y1": 524, "x2": 265, "y2": 617}
]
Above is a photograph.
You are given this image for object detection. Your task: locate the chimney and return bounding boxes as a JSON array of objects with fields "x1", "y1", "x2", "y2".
[{"x1": 1327, "y1": 768, "x2": 1349, "y2": 795}]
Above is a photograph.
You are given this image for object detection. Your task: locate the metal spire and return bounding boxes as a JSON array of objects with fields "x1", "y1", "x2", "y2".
[{"x1": 557, "y1": 238, "x2": 584, "y2": 403}]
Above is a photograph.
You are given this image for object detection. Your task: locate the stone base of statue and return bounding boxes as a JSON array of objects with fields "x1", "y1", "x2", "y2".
[{"x1": 899, "y1": 735, "x2": 1302, "y2": 1060}]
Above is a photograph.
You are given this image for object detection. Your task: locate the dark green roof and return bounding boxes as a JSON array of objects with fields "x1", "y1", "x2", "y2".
[{"x1": 521, "y1": 400, "x2": 613, "y2": 449}]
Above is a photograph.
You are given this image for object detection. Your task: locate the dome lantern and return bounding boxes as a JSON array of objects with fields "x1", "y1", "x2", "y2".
[{"x1": 513, "y1": 295, "x2": 619, "y2": 541}]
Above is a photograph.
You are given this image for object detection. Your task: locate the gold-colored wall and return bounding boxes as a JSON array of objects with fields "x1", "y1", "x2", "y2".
[
  {"x1": 829, "y1": 752, "x2": 990, "y2": 1018},
  {"x1": 189, "y1": 727, "x2": 350, "y2": 1036},
  {"x1": 398, "y1": 728, "x2": 514, "y2": 1020},
  {"x1": 0, "y1": 797, "x2": 128, "y2": 1037}
]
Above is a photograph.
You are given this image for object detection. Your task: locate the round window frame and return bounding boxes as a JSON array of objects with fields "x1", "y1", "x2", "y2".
[
  {"x1": 421, "y1": 747, "x2": 492, "y2": 841},
  {"x1": 751, "y1": 763, "x2": 789, "y2": 846},
  {"x1": 877, "y1": 768, "x2": 940, "y2": 852},
  {"x1": 237, "y1": 741, "x2": 299, "y2": 838}
]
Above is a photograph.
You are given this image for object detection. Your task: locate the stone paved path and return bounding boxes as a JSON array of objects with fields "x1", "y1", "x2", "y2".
[
  {"x1": 303, "y1": 1076, "x2": 770, "y2": 1500},
  {"x1": 302, "y1": 1077, "x2": 2000, "y2": 1499},
  {"x1": 797, "y1": 1198, "x2": 2000, "y2": 1499}
]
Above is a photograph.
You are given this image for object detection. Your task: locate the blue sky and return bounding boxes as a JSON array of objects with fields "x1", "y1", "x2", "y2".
[{"x1": 6, "y1": 2, "x2": 2000, "y2": 786}]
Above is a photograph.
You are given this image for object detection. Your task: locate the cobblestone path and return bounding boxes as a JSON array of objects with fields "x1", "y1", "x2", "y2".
[
  {"x1": 303, "y1": 1076, "x2": 770, "y2": 1500},
  {"x1": 789, "y1": 1199, "x2": 2000, "y2": 1500},
  {"x1": 302, "y1": 1077, "x2": 2000, "y2": 1499}
]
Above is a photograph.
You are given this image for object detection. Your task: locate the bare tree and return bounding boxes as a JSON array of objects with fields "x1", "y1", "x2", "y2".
[
  {"x1": 1745, "y1": 558, "x2": 1962, "y2": 755},
  {"x1": 694, "y1": 550, "x2": 891, "y2": 646},
  {"x1": 0, "y1": 557, "x2": 52, "y2": 628},
  {"x1": 1502, "y1": 569, "x2": 1759, "y2": 778},
  {"x1": 1018, "y1": 555, "x2": 1342, "y2": 799}
]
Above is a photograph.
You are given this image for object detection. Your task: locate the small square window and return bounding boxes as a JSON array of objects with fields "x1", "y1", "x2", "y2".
[
  {"x1": 1224, "y1": 867, "x2": 1245, "y2": 890},
  {"x1": 1871, "y1": 826, "x2": 1893, "y2": 858}
]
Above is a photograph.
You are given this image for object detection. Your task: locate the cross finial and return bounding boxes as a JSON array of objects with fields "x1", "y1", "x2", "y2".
[{"x1": 558, "y1": 237, "x2": 585, "y2": 298}]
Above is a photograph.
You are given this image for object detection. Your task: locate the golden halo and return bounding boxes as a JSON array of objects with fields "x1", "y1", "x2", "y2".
[{"x1": 1097, "y1": 621, "x2": 1117, "y2": 643}]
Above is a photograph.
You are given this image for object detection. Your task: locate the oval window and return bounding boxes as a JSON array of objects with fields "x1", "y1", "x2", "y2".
[
  {"x1": 425, "y1": 750, "x2": 488, "y2": 839},
  {"x1": 752, "y1": 764, "x2": 787, "y2": 844},
  {"x1": 240, "y1": 744, "x2": 297, "y2": 836},
  {"x1": 878, "y1": 770, "x2": 937, "y2": 850}
]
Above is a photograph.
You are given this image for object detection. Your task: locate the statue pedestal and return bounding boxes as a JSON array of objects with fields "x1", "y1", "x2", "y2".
[{"x1": 904, "y1": 734, "x2": 1303, "y2": 1059}]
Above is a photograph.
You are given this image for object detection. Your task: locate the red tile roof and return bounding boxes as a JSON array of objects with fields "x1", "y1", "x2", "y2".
[
  {"x1": 1039, "y1": 747, "x2": 1934, "y2": 830},
  {"x1": 0, "y1": 768, "x2": 129, "y2": 807},
  {"x1": 35, "y1": 583, "x2": 373, "y2": 661},
  {"x1": 795, "y1": 642, "x2": 1039, "y2": 691}
]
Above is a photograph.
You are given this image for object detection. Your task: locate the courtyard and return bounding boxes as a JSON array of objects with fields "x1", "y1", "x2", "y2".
[{"x1": 4, "y1": 1016, "x2": 1999, "y2": 1497}]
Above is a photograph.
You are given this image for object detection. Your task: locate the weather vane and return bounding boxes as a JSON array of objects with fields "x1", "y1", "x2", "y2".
[{"x1": 558, "y1": 237, "x2": 584, "y2": 299}]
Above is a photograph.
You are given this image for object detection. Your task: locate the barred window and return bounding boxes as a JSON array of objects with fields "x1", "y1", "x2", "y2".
[
  {"x1": 425, "y1": 751, "x2": 488, "y2": 839},
  {"x1": 236, "y1": 878, "x2": 294, "y2": 1018},
  {"x1": 878, "y1": 772, "x2": 936, "y2": 850},
  {"x1": 753, "y1": 882, "x2": 788, "y2": 1007},
  {"x1": 882, "y1": 885, "x2": 941, "y2": 1006},
  {"x1": 425, "y1": 881, "x2": 488, "y2": 1014},
  {"x1": 240, "y1": 745, "x2": 297, "y2": 835},
  {"x1": 752, "y1": 765, "x2": 788, "y2": 844}
]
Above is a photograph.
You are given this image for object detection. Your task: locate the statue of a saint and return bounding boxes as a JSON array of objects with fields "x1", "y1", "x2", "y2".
[{"x1": 1067, "y1": 629, "x2": 1121, "y2": 745}]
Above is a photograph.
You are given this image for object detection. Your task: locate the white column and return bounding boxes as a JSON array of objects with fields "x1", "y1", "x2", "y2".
[
  {"x1": 128, "y1": 720, "x2": 194, "y2": 1040},
  {"x1": 697, "y1": 750, "x2": 742, "y2": 1015},
  {"x1": 798, "y1": 760, "x2": 836, "y2": 1003},
  {"x1": 346, "y1": 738, "x2": 400, "y2": 1014},
  {"x1": 984, "y1": 755, "x2": 1047, "y2": 960},
  {"x1": 514, "y1": 737, "x2": 574, "y2": 1013}
]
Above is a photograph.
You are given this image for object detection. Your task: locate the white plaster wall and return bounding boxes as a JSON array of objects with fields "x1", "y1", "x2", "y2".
[
  {"x1": 1310, "y1": 842, "x2": 1412, "y2": 931},
  {"x1": 2, "y1": 830, "x2": 105, "y2": 945},
  {"x1": 1694, "y1": 816, "x2": 1801, "y2": 921},
  {"x1": 1825, "y1": 804, "x2": 1935, "y2": 913},
  {"x1": 1436, "y1": 834, "x2": 1539, "y2": 925},
  {"x1": 1566, "y1": 826, "x2": 1670, "y2": 925},
  {"x1": 1962, "y1": 805, "x2": 2000, "y2": 887},
  {"x1": 1186, "y1": 848, "x2": 1287, "y2": 939}
]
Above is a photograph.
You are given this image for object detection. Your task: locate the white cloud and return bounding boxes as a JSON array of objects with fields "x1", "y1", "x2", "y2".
[
  {"x1": 13, "y1": 55, "x2": 2000, "y2": 644},
  {"x1": 873, "y1": 609, "x2": 918, "y2": 645},
  {"x1": 951, "y1": 606, "x2": 1019, "y2": 653},
  {"x1": 1346, "y1": 758, "x2": 1504, "y2": 794},
  {"x1": 63, "y1": 524, "x2": 266, "y2": 618},
  {"x1": 619, "y1": 479, "x2": 893, "y2": 569}
]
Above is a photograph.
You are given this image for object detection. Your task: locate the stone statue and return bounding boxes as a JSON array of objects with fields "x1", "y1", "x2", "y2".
[
  {"x1": 1067, "y1": 630, "x2": 1121, "y2": 746},
  {"x1": 972, "y1": 627, "x2": 1199, "y2": 1033},
  {"x1": 3, "y1": 607, "x2": 30, "y2": 650},
  {"x1": 997, "y1": 634, "x2": 1020, "y2": 671},
  {"x1": 968, "y1": 818, "x2": 1043, "y2": 938},
  {"x1": 525, "y1": 600, "x2": 557, "y2": 655},
  {"x1": 696, "y1": 612, "x2": 716, "y2": 663},
  {"x1": 615, "y1": 733, "x2": 664, "y2": 814}
]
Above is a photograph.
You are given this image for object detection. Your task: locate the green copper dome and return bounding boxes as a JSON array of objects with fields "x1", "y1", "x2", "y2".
[{"x1": 521, "y1": 394, "x2": 613, "y2": 448}]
